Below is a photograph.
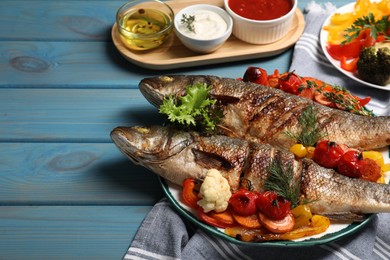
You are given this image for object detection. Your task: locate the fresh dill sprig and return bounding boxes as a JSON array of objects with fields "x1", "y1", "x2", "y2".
[
  {"x1": 284, "y1": 105, "x2": 326, "y2": 147},
  {"x1": 181, "y1": 14, "x2": 196, "y2": 33},
  {"x1": 264, "y1": 158, "x2": 300, "y2": 208},
  {"x1": 342, "y1": 13, "x2": 390, "y2": 44}
]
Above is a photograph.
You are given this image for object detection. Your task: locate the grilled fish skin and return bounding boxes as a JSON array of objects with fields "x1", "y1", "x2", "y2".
[
  {"x1": 139, "y1": 75, "x2": 390, "y2": 151},
  {"x1": 110, "y1": 125, "x2": 390, "y2": 217}
]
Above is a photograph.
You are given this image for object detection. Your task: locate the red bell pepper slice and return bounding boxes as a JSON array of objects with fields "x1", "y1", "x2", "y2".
[
  {"x1": 357, "y1": 96, "x2": 371, "y2": 107},
  {"x1": 182, "y1": 178, "x2": 199, "y2": 209},
  {"x1": 326, "y1": 41, "x2": 362, "y2": 60},
  {"x1": 340, "y1": 56, "x2": 359, "y2": 72}
]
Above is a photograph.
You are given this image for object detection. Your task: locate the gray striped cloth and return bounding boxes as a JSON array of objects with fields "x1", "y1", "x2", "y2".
[{"x1": 124, "y1": 2, "x2": 390, "y2": 259}]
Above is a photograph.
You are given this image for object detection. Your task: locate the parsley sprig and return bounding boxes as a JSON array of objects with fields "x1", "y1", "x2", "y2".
[
  {"x1": 159, "y1": 83, "x2": 222, "y2": 132},
  {"x1": 342, "y1": 13, "x2": 390, "y2": 44}
]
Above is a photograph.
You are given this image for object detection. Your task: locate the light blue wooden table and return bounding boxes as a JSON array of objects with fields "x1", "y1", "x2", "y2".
[{"x1": 0, "y1": 0, "x2": 353, "y2": 258}]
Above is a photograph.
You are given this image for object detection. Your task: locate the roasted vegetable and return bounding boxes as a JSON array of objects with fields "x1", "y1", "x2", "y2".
[
  {"x1": 357, "y1": 42, "x2": 390, "y2": 86},
  {"x1": 197, "y1": 169, "x2": 232, "y2": 213}
]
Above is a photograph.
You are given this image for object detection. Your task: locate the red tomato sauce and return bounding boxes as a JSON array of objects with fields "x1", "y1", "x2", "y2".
[{"x1": 228, "y1": 0, "x2": 293, "y2": 20}]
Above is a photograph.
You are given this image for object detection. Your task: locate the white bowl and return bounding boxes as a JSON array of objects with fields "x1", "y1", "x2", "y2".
[
  {"x1": 224, "y1": 0, "x2": 297, "y2": 44},
  {"x1": 174, "y1": 4, "x2": 233, "y2": 53}
]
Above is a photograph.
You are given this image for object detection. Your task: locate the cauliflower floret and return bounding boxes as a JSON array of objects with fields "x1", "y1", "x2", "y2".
[{"x1": 197, "y1": 169, "x2": 232, "y2": 213}]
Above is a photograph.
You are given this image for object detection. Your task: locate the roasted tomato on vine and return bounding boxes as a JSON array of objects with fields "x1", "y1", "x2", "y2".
[
  {"x1": 256, "y1": 191, "x2": 291, "y2": 220},
  {"x1": 229, "y1": 189, "x2": 258, "y2": 216},
  {"x1": 337, "y1": 151, "x2": 381, "y2": 181},
  {"x1": 337, "y1": 150, "x2": 363, "y2": 178},
  {"x1": 242, "y1": 66, "x2": 269, "y2": 86},
  {"x1": 278, "y1": 72, "x2": 302, "y2": 95},
  {"x1": 313, "y1": 140, "x2": 349, "y2": 168}
]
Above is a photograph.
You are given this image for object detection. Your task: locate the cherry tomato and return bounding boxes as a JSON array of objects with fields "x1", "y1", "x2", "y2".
[
  {"x1": 313, "y1": 141, "x2": 347, "y2": 168},
  {"x1": 243, "y1": 67, "x2": 269, "y2": 86},
  {"x1": 267, "y1": 69, "x2": 280, "y2": 88},
  {"x1": 337, "y1": 150, "x2": 363, "y2": 178},
  {"x1": 256, "y1": 191, "x2": 291, "y2": 220},
  {"x1": 182, "y1": 178, "x2": 199, "y2": 209},
  {"x1": 229, "y1": 189, "x2": 258, "y2": 216},
  {"x1": 278, "y1": 72, "x2": 302, "y2": 95}
]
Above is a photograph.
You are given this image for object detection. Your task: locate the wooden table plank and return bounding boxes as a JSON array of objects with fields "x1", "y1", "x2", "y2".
[
  {"x1": 0, "y1": 0, "x2": 122, "y2": 41},
  {"x1": 0, "y1": 41, "x2": 293, "y2": 88},
  {"x1": 0, "y1": 205, "x2": 152, "y2": 259},
  {"x1": 0, "y1": 142, "x2": 164, "y2": 205},
  {"x1": 0, "y1": 88, "x2": 165, "y2": 142}
]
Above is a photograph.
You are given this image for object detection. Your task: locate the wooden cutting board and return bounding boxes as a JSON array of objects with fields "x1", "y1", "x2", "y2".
[{"x1": 111, "y1": 0, "x2": 305, "y2": 70}]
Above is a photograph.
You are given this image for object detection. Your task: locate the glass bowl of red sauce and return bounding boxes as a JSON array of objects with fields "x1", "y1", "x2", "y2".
[{"x1": 224, "y1": 0, "x2": 297, "y2": 44}]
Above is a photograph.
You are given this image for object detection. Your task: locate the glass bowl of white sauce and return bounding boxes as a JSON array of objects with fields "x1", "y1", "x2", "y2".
[{"x1": 174, "y1": 4, "x2": 233, "y2": 53}]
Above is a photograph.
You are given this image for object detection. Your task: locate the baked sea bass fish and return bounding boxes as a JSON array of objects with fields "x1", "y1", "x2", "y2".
[
  {"x1": 110, "y1": 125, "x2": 390, "y2": 218},
  {"x1": 139, "y1": 75, "x2": 390, "y2": 151}
]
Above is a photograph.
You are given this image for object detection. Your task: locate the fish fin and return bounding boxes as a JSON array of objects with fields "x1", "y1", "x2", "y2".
[
  {"x1": 322, "y1": 212, "x2": 366, "y2": 222},
  {"x1": 217, "y1": 124, "x2": 241, "y2": 138},
  {"x1": 192, "y1": 149, "x2": 232, "y2": 170}
]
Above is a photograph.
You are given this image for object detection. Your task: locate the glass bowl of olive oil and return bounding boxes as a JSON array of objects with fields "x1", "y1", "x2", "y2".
[{"x1": 116, "y1": 0, "x2": 174, "y2": 51}]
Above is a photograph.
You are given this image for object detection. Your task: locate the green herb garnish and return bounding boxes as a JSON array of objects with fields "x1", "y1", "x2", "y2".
[
  {"x1": 159, "y1": 83, "x2": 222, "y2": 132},
  {"x1": 285, "y1": 105, "x2": 325, "y2": 147},
  {"x1": 342, "y1": 13, "x2": 390, "y2": 44},
  {"x1": 314, "y1": 82, "x2": 374, "y2": 116},
  {"x1": 322, "y1": 90, "x2": 373, "y2": 116},
  {"x1": 264, "y1": 158, "x2": 300, "y2": 208},
  {"x1": 181, "y1": 14, "x2": 196, "y2": 33}
]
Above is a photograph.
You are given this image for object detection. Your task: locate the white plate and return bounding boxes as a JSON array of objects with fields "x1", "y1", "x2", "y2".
[
  {"x1": 159, "y1": 147, "x2": 390, "y2": 246},
  {"x1": 320, "y1": 2, "x2": 390, "y2": 91}
]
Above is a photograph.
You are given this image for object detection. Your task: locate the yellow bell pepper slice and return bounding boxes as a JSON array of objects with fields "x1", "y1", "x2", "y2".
[{"x1": 291, "y1": 205, "x2": 313, "y2": 229}]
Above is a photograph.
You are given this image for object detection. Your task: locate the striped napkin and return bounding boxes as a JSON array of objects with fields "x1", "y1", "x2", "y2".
[{"x1": 124, "y1": 2, "x2": 390, "y2": 259}]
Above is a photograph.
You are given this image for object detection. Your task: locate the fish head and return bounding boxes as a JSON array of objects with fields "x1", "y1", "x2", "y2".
[
  {"x1": 139, "y1": 75, "x2": 220, "y2": 107},
  {"x1": 110, "y1": 125, "x2": 193, "y2": 165},
  {"x1": 111, "y1": 125, "x2": 209, "y2": 185},
  {"x1": 139, "y1": 76, "x2": 188, "y2": 108}
]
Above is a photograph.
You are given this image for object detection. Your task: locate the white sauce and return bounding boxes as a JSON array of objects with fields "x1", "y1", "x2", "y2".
[{"x1": 178, "y1": 10, "x2": 227, "y2": 40}]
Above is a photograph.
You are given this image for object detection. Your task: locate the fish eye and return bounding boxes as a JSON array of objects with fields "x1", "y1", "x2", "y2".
[{"x1": 159, "y1": 76, "x2": 173, "y2": 82}]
